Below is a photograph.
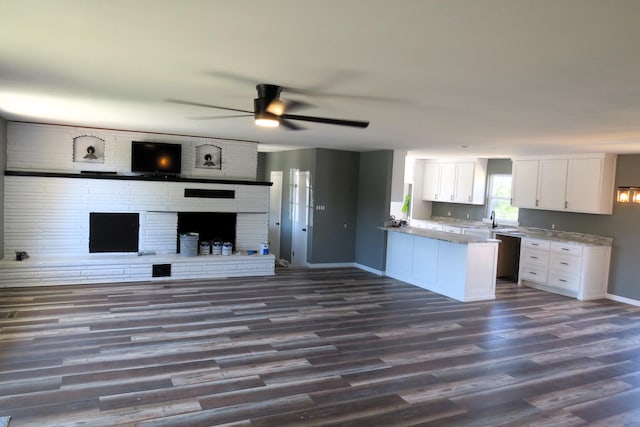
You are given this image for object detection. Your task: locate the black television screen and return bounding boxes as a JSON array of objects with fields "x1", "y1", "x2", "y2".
[{"x1": 131, "y1": 141, "x2": 182, "y2": 176}]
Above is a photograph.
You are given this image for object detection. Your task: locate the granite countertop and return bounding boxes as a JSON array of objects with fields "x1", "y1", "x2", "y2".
[
  {"x1": 411, "y1": 217, "x2": 613, "y2": 246},
  {"x1": 381, "y1": 226, "x2": 499, "y2": 244}
]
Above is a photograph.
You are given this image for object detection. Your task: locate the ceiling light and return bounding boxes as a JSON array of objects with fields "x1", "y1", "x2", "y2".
[
  {"x1": 255, "y1": 111, "x2": 279, "y2": 128},
  {"x1": 266, "y1": 99, "x2": 285, "y2": 116}
]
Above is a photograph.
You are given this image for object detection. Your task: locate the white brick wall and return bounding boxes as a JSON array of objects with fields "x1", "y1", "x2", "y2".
[
  {"x1": 7, "y1": 122, "x2": 258, "y2": 179},
  {"x1": 4, "y1": 122, "x2": 270, "y2": 260}
]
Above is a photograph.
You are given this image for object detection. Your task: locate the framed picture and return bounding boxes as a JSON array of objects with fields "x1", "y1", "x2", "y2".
[
  {"x1": 195, "y1": 144, "x2": 222, "y2": 169},
  {"x1": 73, "y1": 135, "x2": 105, "y2": 163}
]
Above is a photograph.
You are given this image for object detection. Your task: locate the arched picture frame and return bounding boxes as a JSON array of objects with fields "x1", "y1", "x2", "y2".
[{"x1": 195, "y1": 144, "x2": 222, "y2": 169}]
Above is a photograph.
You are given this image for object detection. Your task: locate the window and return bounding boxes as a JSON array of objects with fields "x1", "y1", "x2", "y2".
[{"x1": 486, "y1": 174, "x2": 519, "y2": 223}]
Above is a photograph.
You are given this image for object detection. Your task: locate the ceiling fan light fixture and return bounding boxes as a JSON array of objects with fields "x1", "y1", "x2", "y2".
[
  {"x1": 255, "y1": 111, "x2": 279, "y2": 128},
  {"x1": 266, "y1": 99, "x2": 285, "y2": 116}
]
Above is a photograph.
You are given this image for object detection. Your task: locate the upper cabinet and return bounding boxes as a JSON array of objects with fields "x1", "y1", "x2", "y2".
[
  {"x1": 511, "y1": 154, "x2": 617, "y2": 214},
  {"x1": 422, "y1": 159, "x2": 487, "y2": 205}
]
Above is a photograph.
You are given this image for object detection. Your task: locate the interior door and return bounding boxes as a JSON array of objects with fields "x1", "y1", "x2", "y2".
[
  {"x1": 291, "y1": 171, "x2": 309, "y2": 267},
  {"x1": 268, "y1": 171, "x2": 282, "y2": 259}
]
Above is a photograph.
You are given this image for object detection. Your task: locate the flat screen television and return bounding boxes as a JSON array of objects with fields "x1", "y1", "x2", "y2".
[{"x1": 131, "y1": 141, "x2": 182, "y2": 176}]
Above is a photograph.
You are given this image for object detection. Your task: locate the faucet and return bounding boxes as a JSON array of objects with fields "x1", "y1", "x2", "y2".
[{"x1": 490, "y1": 210, "x2": 497, "y2": 229}]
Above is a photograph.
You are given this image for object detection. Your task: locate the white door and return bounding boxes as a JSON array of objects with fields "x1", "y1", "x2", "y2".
[
  {"x1": 422, "y1": 162, "x2": 440, "y2": 201},
  {"x1": 291, "y1": 171, "x2": 309, "y2": 267},
  {"x1": 268, "y1": 171, "x2": 283, "y2": 259},
  {"x1": 565, "y1": 158, "x2": 602, "y2": 213}
]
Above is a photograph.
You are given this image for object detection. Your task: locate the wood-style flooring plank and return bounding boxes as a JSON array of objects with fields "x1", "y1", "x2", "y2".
[{"x1": 1, "y1": 267, "x2": 640, "y2": 426}]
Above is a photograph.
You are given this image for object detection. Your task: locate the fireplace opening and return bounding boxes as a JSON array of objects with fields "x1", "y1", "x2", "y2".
[
  {"x1": 89, "y1": 212, "x2": 139, "y2": 253},
  {"x1": 176, "y1": 212, "x2": 236, "y2": 253}
]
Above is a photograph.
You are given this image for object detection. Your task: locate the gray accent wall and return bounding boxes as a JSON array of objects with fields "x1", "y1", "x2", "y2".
[
  {"x1": 258, "y1": 148, "x2": 391, "y2": 271},
  {"x1": 258, "y1": 148, "x2": 361, "y2": 265},
  {"x1": 0, "y1": 117, "x2": 5, "y2": 259},
  {"x1": 518, "y1": 154, "x2": 640, "y2": 301},
  {"x1": 355, "y1": 150, "x2": 393, "y2": 271}
]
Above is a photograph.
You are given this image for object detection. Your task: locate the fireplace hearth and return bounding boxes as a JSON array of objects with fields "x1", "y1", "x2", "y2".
[{"x1": 177, "y1": 212, "x2": 236, "y2": 253}]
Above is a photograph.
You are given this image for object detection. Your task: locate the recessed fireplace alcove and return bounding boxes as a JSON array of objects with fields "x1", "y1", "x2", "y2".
[{"x1": 177, "y1": 212, "x2": 237, "y2": 252}]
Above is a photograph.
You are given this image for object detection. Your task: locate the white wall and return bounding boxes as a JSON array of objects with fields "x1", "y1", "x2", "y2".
[
  {"x1": 4, "y1": 122, "x2": 269, "y2": 259},
  {"x1": 7, "y1": 122, "x2": 257, "y2": 179}
]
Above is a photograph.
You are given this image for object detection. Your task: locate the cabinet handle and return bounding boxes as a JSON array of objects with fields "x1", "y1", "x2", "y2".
[
  {"x1": 559, "y1": 279, "x2": 567, "y2": 283},
  {"x1": 531, "y1": 243, "x2": 539, "y2": 246},
  {"x1": 451, "y1": 195, "x2": 454, "y2": 201},
  {"x1": 435, "y1": 193, "x2": 438, "y2": 200},
  {"x1": 531, "y1": 256, "x2": 538, "y2": 259},
  {"x1": 536, "y1": 199, "x2": 539, "y2": 207},
  {"x1": 561, "y1": 248, "x2": 570, "y2": 251},
  {"x1": 529, "y1": 271, "x2": 537, "y2": 275},
  {"x1": 560, "y1": 262, "x2": 569, "y2": 265},
  {"x1": 565, "y1": 201, "x2": 568, "y2": 209},
  {"x1": 468, "y1": 195, "x2": 471, "y2": 202}
]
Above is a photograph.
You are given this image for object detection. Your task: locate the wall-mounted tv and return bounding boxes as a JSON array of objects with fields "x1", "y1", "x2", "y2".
[{"x1": 131, "y1": 141, "x2": 182, "y2": 176}]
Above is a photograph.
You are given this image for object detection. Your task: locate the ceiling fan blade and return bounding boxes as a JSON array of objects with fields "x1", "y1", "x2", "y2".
[
  {"x1": 279, "y1": 119, "x2": 305, "y2": 131},
  {"x1": 281, "y1": 113, "x2": 369, "y2": 128},
  {"x1": 165, "y1": 98, "x2": 252, "y2": 114},
  {"x1": 187, "y1": 114, "x2": 253, "y2": 120},
  {"x1": 283, "y1": 99, "x2": 313, "y2": 112}
]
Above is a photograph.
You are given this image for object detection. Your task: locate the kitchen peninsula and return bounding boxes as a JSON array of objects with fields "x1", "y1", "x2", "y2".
[{"x1": 383, "y1": 226, "x2": 499, "y2": 302}]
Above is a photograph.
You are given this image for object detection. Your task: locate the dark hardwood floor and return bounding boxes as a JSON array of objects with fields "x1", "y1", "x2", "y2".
[{"x1": 1, "y1": 267, "x2": 640, "y2": 426}]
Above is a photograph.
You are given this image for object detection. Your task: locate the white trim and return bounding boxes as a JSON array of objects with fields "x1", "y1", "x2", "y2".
[
  {"x1": 305, "y1": 262, "x2": 385, "y2": 276},
  {"x1": 607, "y1": 293, "x2": 640, "y2": 307},
  {"x1": 354, "y1": 263, "x2": 385, "y2": 276}
]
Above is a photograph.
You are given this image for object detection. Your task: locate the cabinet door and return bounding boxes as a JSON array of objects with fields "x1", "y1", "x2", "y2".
[
  {"x1": 454, "y1": 162, "x2": 475, "y2": 203},
  {"x1": 422, "y1": 162, "x2": 440, "y2": 201},
  {"x1": 566, "y1": 158, "x2": 602, "y2": 213},
  {"x1": 511, "y1": 160, "x2": 539, "y2": 208},
  {"x1": 439, "y1": 162, "x2": 456, "y2": 202},
  {"x1": 537, "y1": 159, "x2": 568, "y2": 210}
]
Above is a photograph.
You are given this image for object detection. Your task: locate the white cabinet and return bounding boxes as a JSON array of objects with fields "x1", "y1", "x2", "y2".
[
  {"x1": 511, "y1": 154, "x2": 617, "y2": 214},
  {"x1": 422, "y1": 159, "x2": 487, "y2": 205},
  {"x1": 511, "y1": 160, "x2": 539, "y2": 208},
  {"x1": 385, "y1": 229, "x2": 498, "y2": 302},
  {"x1": 537, "y1": 159, "x2": 568, "y2": 210},
  {"x1": 518, "y1": 237, "x2": 611, "y2": 300},
  {"x1": 422, "y1": 162, "x2": 441, "y2": 201}
]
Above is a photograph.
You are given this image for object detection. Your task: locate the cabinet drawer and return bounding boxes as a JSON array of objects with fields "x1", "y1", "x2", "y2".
[
  {"x1": 425, "y1": 223, "x2": 443, "y2": 231},
  {"x1": 521, "y1": 266, "x2": 548, "y2": 284},
  {"x1": 550, "y1": 241, "x2": 584, "y2": 256},
  {"x1": 548, "y1": 271, "x2": 580, "y2": 292},
  {"x1": 521, "y1": 249, "x2": 549, "y2": 268},
  {"x1": 549, "y1": 254, "x2": 582, "y2": 274},
  {"x1": 522, "y1": 238, "x2": 551, "y2": 251}
]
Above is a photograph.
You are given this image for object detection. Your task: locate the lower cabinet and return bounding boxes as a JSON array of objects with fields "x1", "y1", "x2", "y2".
[
  {"x1": 518, "y1": 238, "x2": 611, "y2": 300},
  {"x1": 385, "y1": 230, "x2": 498, "y2": 302}
]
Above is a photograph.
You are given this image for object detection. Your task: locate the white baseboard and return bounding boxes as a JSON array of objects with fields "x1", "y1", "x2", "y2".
[
  {"x1": 305, "y1": 262, "x2": 385, "y2": 276},
  {"x1": 607, "y1": 293, "x2": 640, "y2": 307},
  {"x1": 354, "y1": 263, "x2": 385, "y2": 276}
]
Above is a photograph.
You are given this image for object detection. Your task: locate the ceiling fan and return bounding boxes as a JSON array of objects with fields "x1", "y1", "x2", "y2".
[{"x1": 167, "y1": 84, "x2": 369, "y2": 130}]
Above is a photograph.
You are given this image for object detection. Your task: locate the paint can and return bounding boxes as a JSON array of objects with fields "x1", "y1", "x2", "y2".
[
  {"x1": 211, "y1": 239, "x2": 222, "y2": 255},
  {"x1": 199, "y1": 241, "x2": 211, "y2": 255},
  {"x1": 179, "y1": 232, "x2": 198, "y2": 257},
  {"x1": 222, "y1": 241, "x2": 233, "y2": 256}
]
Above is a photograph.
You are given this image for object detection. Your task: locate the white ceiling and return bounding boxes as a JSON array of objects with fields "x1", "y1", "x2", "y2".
[{"x1": 1, "y1": 1, "x2": 640, "y2": 158}]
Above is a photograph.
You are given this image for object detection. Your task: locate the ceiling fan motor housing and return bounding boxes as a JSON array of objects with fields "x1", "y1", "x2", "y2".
[{"x1": 256, "y1": 84, "x2": 282, "y2": 101}]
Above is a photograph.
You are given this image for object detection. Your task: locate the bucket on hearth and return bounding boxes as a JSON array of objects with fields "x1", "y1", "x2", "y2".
[
  {"x1": 259, "y1": 241, "x2": 270, "y2": 255},
  {"x1": 199, "y1": 240, "x2": 211, "y2": 255},
  {"x1": 179, "y1": 232, "x2": 198, "y2": 257},
  {"x1": 211, "y1": 239, "x2": 222, "y2": 255},
  {"x1": 222, "y1": 241, "x2": 233, "y2": 256}
]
